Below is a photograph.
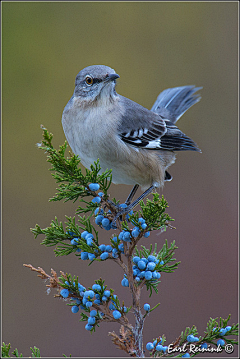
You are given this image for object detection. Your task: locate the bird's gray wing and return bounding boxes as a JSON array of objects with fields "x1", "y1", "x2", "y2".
[
  {"x1": 118, "y1": 95, "x2": 201, "y2": 152},
  {"x1": 117, "y1": 96, "x2": 167, "y2": 149}
]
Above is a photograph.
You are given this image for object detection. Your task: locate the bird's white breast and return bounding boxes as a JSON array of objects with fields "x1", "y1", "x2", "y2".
[{"x1": 62, "y1": 95, "x2": 122, "y2": 171}]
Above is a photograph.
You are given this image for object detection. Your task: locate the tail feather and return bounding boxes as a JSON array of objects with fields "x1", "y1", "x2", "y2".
[
  {"x1": 151, "y1": 86, "x2": 202, "y2": 124},
  {"x1": 160, "y1": 131, "x2": 201, "y2": 152}
]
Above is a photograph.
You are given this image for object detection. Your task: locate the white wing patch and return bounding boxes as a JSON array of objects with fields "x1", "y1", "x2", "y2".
[
  {"x1": 120, "y1": 125, "x2": 164, "y2": 149},
  {"x1": 145, "y1": 139, "x2": 161, "y2": 148},
  {"x1": 138, "y1": 128, "x2": 144, "y2": 137},
  {"x1": 124, "y1": 131, "x2": 131, "y2": 138},
  {"x1": 132, "y1": 139, "x2": 142, "y2": 144}
]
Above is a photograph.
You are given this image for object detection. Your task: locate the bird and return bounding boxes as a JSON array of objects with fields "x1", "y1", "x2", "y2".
[{"x1": 62, "y1": 65, "x2": 201, "y2": 213}]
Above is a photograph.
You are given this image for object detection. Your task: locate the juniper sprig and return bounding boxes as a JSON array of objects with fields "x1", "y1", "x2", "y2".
[{"x1": 18, "y1": 128, "x2": 239, "y2": 357}]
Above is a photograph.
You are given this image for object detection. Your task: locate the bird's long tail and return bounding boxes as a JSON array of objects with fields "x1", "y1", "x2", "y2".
[{"x1": 151, "y1": 85, "x2": 202, "y2": 124}]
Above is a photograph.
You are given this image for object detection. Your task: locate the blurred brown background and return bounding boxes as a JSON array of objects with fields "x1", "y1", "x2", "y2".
[{"x1": 2, "y1": 1, "x2": 238, "y2": 358}]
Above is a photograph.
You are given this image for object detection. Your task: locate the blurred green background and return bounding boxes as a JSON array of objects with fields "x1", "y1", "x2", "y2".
[{"x1": 2, "y1": 1, "x2": 238, "y2": 357}]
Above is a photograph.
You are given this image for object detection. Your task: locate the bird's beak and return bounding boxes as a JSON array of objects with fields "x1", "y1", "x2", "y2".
[{"x1": 105, "y1": 73, "x2": 120, "y2": 82}]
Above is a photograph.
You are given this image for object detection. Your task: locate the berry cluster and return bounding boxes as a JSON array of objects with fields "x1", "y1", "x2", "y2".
[
  {"x1": 67, "y1": 183, "x2": 153, "y2": 264},
  {"x1": 60, "y1": 280, "x2": 127, "y2": 332},
  {"x1": 117, "y1": 217, "x2": 150, "y2": 241},
  {"x1": 95, "y1": 207, "x2": 114, "y2": 230},
  {"x1": 85, "y1": 309, "x2": 98, "y2": 331},
  {"x1": 146, "y1": 338, "x2": 167, "y2": 353},
  {"x1": 212, "y1": 326, "x2": 232, "y2": 348},
  {"x1": 68, "y1": 230, "x2": 96, "y2": 258},
  {"x1": 120, "y1": 255, "x2": 163, "y2": 288},
  {"x1": 91, "y1": 182, "x2": 150, "y2": 240},
  {"x1": 214, "y1": 326, "x2": 232, "y2": 336},
  {"x1": 186, "y1": 334, "x2": 199, "y2": 343},
  {"x1": 68, "y1": 223, "x2": 152, "y2": 264},
  {"x1": 95, "y1": 204, "x2": 134, "y2": 231},
  {"x1": 69, "y1": 228, "x2": 127, "y2": 261},
  {"x1": 88, "y1": 181, "x2": 135, "y2": 232},
  {"x1": 89, "y1": 182, "x2": 134, "y2": 252},
  {"x1": 132, "y1": 255, "x2": 163, "y2": 283}
]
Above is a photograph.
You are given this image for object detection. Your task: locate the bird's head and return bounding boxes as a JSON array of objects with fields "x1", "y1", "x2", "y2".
[{"x1": 74, "y1": 65, "x2": 120, "y2": 103}]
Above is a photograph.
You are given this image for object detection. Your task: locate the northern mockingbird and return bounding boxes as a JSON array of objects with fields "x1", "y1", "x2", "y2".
[{"x1": 62, "y1": 65, "x2": 201, "y2": 213}]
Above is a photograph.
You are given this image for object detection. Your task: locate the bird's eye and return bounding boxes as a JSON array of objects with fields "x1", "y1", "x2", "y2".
[{"x1": 85, "y1": 76, "x2": 93, "y2": 85}]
